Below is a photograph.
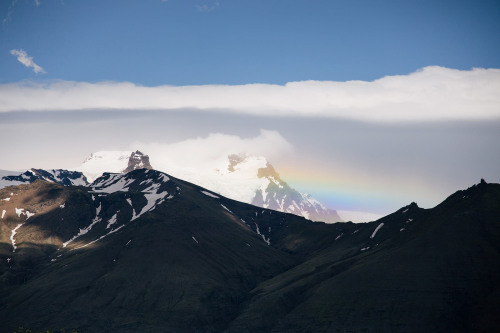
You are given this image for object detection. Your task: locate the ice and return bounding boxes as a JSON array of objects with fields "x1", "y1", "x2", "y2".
[
  {"x1": 353, "y1": 229, "x2": 359, "y2": 234},
  {"x1": 126, "y1": 240, "x2": 131, "y2": 246},
  {"x1": 361, "y1": 247, "x2": 370, "y2": 251},
  {"x1": 370, "y1": 223, "x2": 384, "y2": 239},
  {"x1": 1, "y1": 210, "x2": 5, "y2": 219},
  {"x1": 201, "y1": 190, "x2": 219, "y2": 198},
  {"x1": 402, "y1": 208, "x2": 409, "y2": 213},
  {"x1": 1, "y1": 197, "x2": 10, "y2": 201},
  {"x1": 60, "y1": 203, "x2": 65, "y2": 209},
  {"x1": 192, "y1": 236, "x2": 199, "y2": 244},
  {"x1": 400, "y1": 228, "x2": 405, "y2": 231},
  {"x1": 335, "y1": 233, "x2": 344, "y2": 240},
  {"x1": 10, "y1": 223, "x2": 23, "y2": 252},
  {"x1": 220, "y1": 204, "x2": 233, "y2": 214}
]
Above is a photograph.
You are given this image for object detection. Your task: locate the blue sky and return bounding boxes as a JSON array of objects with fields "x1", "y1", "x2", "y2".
[
  {"x1": 1, "y1": 0, "x2": 500, "y2": 215},
  {"x1": 2, "y1": 0, "x2": 500, "y2": 85}
]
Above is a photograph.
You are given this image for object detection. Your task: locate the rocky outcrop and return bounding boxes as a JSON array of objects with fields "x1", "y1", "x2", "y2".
[{"x1": 122, "y1": 150, "x2": 153, "y2": 173}]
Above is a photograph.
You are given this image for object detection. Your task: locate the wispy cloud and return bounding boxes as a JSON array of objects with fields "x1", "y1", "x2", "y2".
[
  {"x1": 2, "y1": 0, "x2": 19, "y2": 25},
  {"x1": 1, "y1": 66, "x2": 499, "y2": 122},
  {"x1": 196, "y1": 1, "x2": 220, "y2": 12},
  {"x1": 3, "y1": 0, "x2": 40, "y2": 24},
  {"x1": 10, "y1": 49, "x2": 46, "y2": 74}
]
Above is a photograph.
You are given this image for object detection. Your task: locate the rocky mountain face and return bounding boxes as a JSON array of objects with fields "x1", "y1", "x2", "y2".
[
  {"x1": 122, "y1": 150, "x2": 153, "y2": 173},
  {"x1": 247, "y1": 157, "x2": 342, "y2": 222},
  {"x1": 0, "y1": 173, "x2": 499, "y2": 332}
]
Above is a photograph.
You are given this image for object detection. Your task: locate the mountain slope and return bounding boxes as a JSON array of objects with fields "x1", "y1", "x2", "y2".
[
  {"x1": 227, "y1": 181, "x2": 500, "y2": 332},
  {"x1": 0, "y1": 169, "x2": 325, "y2": 332},
  {"x1": 1, "y1": 174, "x2": 498, "y2": 332}
]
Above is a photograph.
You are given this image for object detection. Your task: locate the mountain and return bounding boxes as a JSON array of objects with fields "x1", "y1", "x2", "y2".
[
  {"x1": 77, "y1": 151, "x2": 343, "y2": 223},
  {"x1": 0, "y1": 168, "x2": 88, "y2": 189},
  {"x1": 77, "y1": 150, "x2": 152, "y2": 182},
  {"x1": 0, "y1": 172, "x2": 499, "y2": 332}
]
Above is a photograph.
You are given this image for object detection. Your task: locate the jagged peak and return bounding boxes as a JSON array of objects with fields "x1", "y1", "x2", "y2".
[{"x1": 123, "y1": 150, "x2": 153, "y2": 173}]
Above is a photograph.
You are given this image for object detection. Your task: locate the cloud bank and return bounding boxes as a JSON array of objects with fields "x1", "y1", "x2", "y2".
[
  {"x1": 1, "y1": 66, "x2": 499, "y2": 121},
  {"x1": 10, "y1": 49, "x2": 46, "y2": 74},
  {"x1": 131, "y1": 130, "x2": 293, "y2": 172}
]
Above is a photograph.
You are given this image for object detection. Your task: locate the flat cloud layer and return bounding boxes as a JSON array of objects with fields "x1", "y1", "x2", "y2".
[{"x1": 1, "y1": 66, "x2": 499, "y2": 121}]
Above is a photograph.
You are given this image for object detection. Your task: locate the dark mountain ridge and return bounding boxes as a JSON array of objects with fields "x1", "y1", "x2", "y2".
[{"x1": 0, "y1": 170, "x2": 499, "y2": 332}]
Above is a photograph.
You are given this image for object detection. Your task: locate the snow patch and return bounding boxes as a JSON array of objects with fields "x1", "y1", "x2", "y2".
[
  {"x1": 15, "y1": 208, "x2": 24, "y2": 217},
  {"x1": 106, "y1": 213, "x2": 118, "y2": 229},
  {"x1": 254, "y1": 223, "x2": 270, "y2": 245},
  {"x1": 370, "y1": 223, "x2": 384, "y2": 239},
  {"x1": 192, "y1": 236, "x2": 199, "y2": 244},
  {"x1": 63, "y1": 204, "x2": 103, "y2": 248},
  {"x1": 361, "y1": 247, "x2": 370, "y2": 251},
  {"x1": 220, "y1": 204, "x2": 233, "y2": 214},
  {"x1": 335, "y1": 233, "x2": 344, "y2": 240},
  {"x1": 1, "y1": 210, "x2": 6, "y2": 219},
  {"x1": 74, "y1": 225, "x2": 125, "y2": 249},
  {"x1": 10, "y1": 223, "x2": 23, "y2": 252},
  {"x1": 201, "y1": 190, "x2": 219, "y2": 199},
  {"x1": 60, "y1": 203, "x2": 65, "y2": 209}
]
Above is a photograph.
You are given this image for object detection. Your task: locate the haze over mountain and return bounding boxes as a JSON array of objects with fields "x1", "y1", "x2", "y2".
[{"x1": 0, "y1": 166, "x2": 498, "y2": 332}]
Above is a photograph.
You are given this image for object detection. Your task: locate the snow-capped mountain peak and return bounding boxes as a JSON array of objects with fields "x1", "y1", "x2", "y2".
[
  {"x1": 77, "y1": 150, "x2": 152, "y2": 182},
  {"x1": 75, "y1": 150, "x2": 344, "y2": 222}
]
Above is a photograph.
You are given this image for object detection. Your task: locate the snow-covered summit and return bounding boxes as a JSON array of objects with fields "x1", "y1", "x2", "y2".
[
  {"x1": 158, "y1": 152, "x2": 343, "y2": 223},
  {"x1": 74, "y1": 150, "x2": 343, "y2": 222},
  {"x1": 77, "y1": 150, "x2": 152, "y2": 182}
]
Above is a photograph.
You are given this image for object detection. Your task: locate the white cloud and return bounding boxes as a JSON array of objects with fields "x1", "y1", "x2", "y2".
[
  {"x1": 1, "y1": 66, "x2": 499, "y2": 121},
  {"x1": 132, "y1": 130, "x2": 293, "y2": 171},
  {"x1": 10, "y1": 49, "x2": 46, "y2": 74},
  {"x1": 196, "y1": 1, "x2": 220, "y2": 12},
  {"x1": 129, "y1": 130, "x2": 293, "y2": 201},
  {"x1": 35, "y1": 0, "x2": 40, "y2": 6}
]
